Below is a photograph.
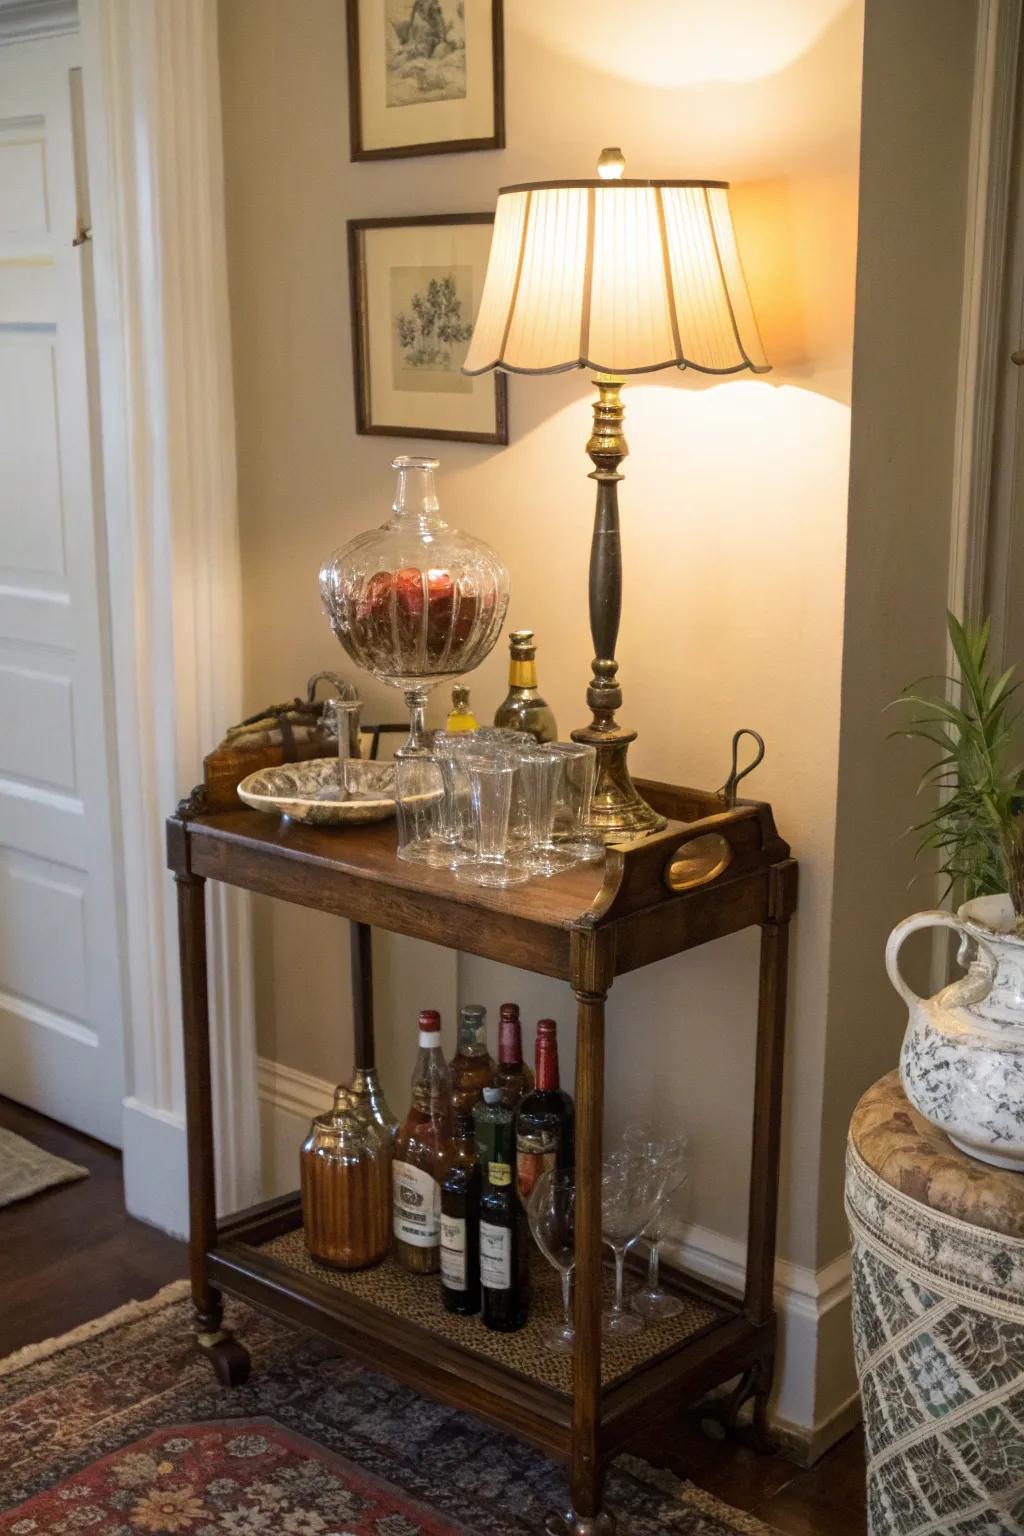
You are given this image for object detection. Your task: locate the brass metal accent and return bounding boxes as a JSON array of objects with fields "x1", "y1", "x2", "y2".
[
  {"x1": 665, "y1": 832, "x2": 733, "y2": 893},
  {"x1": 596, "y1": 146, "x2": 625, "y2": 181},
  {"x1": 571, "y1": 377, "x2": 666, "y2": 842},
  {"x1": 72, "y1": 217, "x2": 92, "y2": 247},
  {"x1": 196, "y1": 1329, "x2": 230, "y2": 1349}
]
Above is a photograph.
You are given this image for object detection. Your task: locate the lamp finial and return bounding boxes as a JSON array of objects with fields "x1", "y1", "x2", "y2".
[{"x1": 597, "y1": 146, "x2": 625, "y2": 181}]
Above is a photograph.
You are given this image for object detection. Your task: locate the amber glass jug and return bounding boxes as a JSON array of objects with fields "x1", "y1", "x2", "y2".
[{"x1": 300, "y1": 1087, "x2": 390, "y2": 1269}]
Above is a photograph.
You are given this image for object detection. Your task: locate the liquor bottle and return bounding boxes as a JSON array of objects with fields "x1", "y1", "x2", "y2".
[
  {"x1": 449, "y1": 1004, "x2": 495, "y2": 1117},
  {"x1": 440, "y1": 1111, "x2": 481, "y2": 1315},
  {"x1": 446, "y1": 684, "x2": 478, "y2": 733},
  {"x1": 515, "y1": 1019, "x2": 575, "y2": 1204},
  {"x1": 393, "y1": 1010, "x2": 454, "y2": 1274},
  {"x1": 478, "y1": 1087, "x2": 529, "y2": 1332},
  {"x1": 492, "y1": 1002, "x2": 535, "y2": 1109},
  {"x1": 493, "y1": 630, "x2": 557, "y2": 743}
]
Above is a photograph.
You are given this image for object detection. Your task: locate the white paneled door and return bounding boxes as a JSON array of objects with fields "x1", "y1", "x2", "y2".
[{"x1": 0, "y1": 33, "x2": 124, "y2": 1145}]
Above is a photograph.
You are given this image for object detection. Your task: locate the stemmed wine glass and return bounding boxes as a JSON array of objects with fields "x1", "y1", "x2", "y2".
[
  {"x1": 620, "y1": 1127, "x2": 689, "y2": 1323},
  {"x1": 528, "y1": 1168, "x2": 576, "y2": 1356},
  {"x1": 601, "y1": 1161, "x2": 660, "y2": 1340}
]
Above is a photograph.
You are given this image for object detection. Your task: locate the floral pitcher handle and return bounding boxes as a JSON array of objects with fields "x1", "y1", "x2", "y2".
[{"x1": 885, "y1": 910, "x2": 998, "y2": 1009}]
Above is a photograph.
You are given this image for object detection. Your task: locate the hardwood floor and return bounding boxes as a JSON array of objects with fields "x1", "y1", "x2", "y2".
[{"x1": 0, "y1": 1100, "x2": 866, "y2": 1533}]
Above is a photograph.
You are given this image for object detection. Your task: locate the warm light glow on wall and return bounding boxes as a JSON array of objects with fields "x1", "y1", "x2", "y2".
[{"x1": 518, "y1": 0, "x2": 850, "y2": 88}]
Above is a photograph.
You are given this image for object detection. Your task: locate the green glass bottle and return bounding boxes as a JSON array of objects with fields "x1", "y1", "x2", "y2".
[
  {"x1": 476, "y1": 1087, "x2": 530, "y2": 1333},
  {"x1": 493, "y1": 630, "x2": 557, "y2": 743}
]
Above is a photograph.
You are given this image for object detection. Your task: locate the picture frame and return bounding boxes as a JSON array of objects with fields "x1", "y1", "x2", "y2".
[
  {"x1": 348, "y1": 213, "x2": 508, "y2": 446},
  {"x1": 346, "y1": 0, "x2": 505, "y2": 161}
]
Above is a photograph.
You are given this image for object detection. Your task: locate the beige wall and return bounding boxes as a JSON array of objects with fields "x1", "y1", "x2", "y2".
[
  {"x1": 817, "y1": 0, "x2": 977, "y2": 1262},
  {"x1": 219, "y1": 0, "x2": 863, "y2": 1292}
]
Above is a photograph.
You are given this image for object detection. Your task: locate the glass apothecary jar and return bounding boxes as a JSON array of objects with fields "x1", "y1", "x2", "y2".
[
  {"x1": 319, "y1": 456, "x2": 509, "y2": 755},
  {"x1": 300, "y1": 1087, "x2": 390, "y2": 1269}
]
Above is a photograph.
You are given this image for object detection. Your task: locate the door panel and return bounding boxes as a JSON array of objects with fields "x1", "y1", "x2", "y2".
[{"x1": 0, "y1": 37, "x2": 125, "y2": 1146}]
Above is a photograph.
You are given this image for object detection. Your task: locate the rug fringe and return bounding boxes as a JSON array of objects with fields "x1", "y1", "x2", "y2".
[
  {"x1": 616, "y1": 1453, "x2": 782, "y2": 1535},
  {"x1": 0, "y1": 1279, "x2": 190, "y2": 1379}
]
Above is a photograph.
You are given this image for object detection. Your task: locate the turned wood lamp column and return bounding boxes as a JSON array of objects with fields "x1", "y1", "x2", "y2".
[{"x1": 463, "y1": 148, "x2": 770, "y2": 844}]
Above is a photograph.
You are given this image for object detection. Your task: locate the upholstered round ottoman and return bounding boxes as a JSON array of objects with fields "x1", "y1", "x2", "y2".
[{"x1": 846, "y1": 1072, "x2": 1024, "y2": 1535}]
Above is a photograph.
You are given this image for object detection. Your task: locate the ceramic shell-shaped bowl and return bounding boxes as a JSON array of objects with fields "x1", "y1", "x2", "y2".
[
  {"x1": 300, "y1": 1089, "x2": 391, "y2": 1269},
  {"x1": 237, "y1": 758, "x2": 395, "y2": 827}
]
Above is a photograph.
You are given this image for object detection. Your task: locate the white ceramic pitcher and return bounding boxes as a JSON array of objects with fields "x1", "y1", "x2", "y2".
[{"x1": 885, "y1": 894, "x2": 1024, "y2": 1170}]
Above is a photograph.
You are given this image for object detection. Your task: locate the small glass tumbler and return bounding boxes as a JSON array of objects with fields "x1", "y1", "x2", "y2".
[
  {"x1": 431, "y1": 730, "x2": 475, "y2": 869},
  {"x1": 520, "y1": 747, "x2": 575, "y2": 877},
  {"x1": 550, "y1": 742, "x2": 602, "y2": 862},
  {"x1": 395, "y1": 756, "x2": 444, "y2": 864},
  {"x1": 456, "y1": 754, "x2": 530, "y2": 888},
  {"x1": 332, "y1": 697, "x2": 363, "y2": 762}
]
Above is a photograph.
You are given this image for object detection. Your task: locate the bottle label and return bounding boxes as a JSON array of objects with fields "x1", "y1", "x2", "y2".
[
  {"x1": 480, "y1": 1219, "x2": 511, "y2": 1290},
  {"x1": 440, "y1": 1214, "x2": 467, "y2": 1288},
  {"x1": 517, "y1": 1148, "x2": 557, "y2": 1201},
  {"x1": 393, "y1": 1160, "x2": 440, "y2": 1248},
  {"x1": 489, "y1": 1160, "x2": 512, "y2": 1188}
]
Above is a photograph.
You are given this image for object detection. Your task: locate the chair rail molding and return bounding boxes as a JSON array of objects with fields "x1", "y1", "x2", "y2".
[
  {"x1": 79, "y1": 0, "x2": 258, "y2": 1233},
  {"x1": 0, "y1": 0, "x2": 78, "y2": 46},
  {"x1": 947, "y1": 0, "x2": 1021, "y2": 637}
]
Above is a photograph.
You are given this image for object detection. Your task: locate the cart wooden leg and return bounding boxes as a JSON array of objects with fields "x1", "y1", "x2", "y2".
[
  {"x1": 546, "y1": 988, "x2": 615, "y2": 1536},
  {"x1": 176, "y1": 870, "x2": 250, "y2": 1387},
  {"x1": 741, "y1": 902, "x2": 792, "y2": 1436}
]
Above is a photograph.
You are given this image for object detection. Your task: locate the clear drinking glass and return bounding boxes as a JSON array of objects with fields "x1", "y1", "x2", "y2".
[
  {"x1": 520, "y1": 746, "x2": 575, "y2": 877},
  {"x1": 601, "y1": 1162, "x2": 660, "y2": 1340},
  {"x1": 455, "y1": 754, "x2": 530, "y2": 888},
  {"x1": 430, "y1": 730, "x2": 475, "y2": 869},
  {"x1": 550, "y1": 742, "x2": 602, "y2": 862},
  {"x1": 332, "y1": 697, "x2": 363, "y2": 764},
  {"x1": 395, "y1": 755, "x2": 444, "y2": 864},
  {"x1": 621, "y1": 1128, "x2": 690, "y2": 1323},
  {"x1": 528, "y1": 1168, "x2": 576, "y2": 1356}
]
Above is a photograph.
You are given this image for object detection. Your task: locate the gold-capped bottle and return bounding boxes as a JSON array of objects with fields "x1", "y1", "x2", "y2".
[{"x1": 494, "y1": 630, "x2": 557, "y2": 743}]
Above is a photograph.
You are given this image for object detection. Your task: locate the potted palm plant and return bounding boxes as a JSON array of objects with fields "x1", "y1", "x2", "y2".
[{"x1": 885, "y1": 613, "x2": 1024, "y2": 1168}]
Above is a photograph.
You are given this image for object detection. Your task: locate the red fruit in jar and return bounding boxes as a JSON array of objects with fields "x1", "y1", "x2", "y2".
[{"x1": 425, "y1": 570, "x2": 454, "y2": 659}]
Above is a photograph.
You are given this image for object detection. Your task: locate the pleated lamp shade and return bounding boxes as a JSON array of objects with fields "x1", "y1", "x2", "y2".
[{"x1": 463, "y1": 178, "x2": 769, "y2": 378}]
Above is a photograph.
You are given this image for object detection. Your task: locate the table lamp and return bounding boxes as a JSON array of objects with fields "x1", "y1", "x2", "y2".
[{"x1": 464, "y1": 149, "x2": 769, "y2": 842}]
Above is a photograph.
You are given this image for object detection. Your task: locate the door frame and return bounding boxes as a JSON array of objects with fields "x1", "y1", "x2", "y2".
[{"x1": 1, "y1": 0, "x2": 262, "y2": 1232}]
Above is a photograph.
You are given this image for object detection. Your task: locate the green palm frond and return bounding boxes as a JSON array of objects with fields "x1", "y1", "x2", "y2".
[{"x1": 891, "y1": 612, "x2": 1024, "y2": 917}]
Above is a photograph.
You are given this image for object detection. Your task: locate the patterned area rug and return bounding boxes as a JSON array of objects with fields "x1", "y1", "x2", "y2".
[
  {"x1": 0, "y1": 1282, "x2": 779, "y2": 1534},
  {"x1": 0, "y1": 1127, "x2": 87, "y2": 1209}
]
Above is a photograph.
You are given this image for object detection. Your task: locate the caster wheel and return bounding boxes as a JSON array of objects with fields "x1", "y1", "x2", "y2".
[{"x1": 204, "y1": 1336, "x2": 251, "y2": 1387}]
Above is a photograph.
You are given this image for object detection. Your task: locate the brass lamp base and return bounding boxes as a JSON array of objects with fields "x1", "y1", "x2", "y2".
[
  {"x1": 574, "y1": 374, "x2": 666, "y2": 845},
  {"x1": 571, "y1": 723, "x2": 665, "y2": 843}
]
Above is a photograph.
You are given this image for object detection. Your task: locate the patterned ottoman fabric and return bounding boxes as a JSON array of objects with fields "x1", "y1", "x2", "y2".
[{"x1": 847, "y1": 1074, "x2": 1024, "y2": 1535}]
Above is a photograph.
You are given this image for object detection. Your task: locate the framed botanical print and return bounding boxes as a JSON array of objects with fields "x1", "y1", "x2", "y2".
[
  {"x1": 348, "y1": 213, "x2": 508, "y2": 445},
  {"x1": 346, "y1": 0, "x2": 504, "y2": 160}
]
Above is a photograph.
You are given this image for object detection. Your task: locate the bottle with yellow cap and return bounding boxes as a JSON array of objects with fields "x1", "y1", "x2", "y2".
[
  {"x1": 445, "y1": 684, "x2": 478, "y2": 733},
  {"x1": 493, "y1": 629, "x2": 557, "y2": 743}
]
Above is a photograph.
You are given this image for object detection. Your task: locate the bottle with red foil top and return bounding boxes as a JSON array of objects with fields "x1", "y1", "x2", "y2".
[
  {"x1": 515, "y1": 1019, "x2": 574, "y2": 1203},
  {"x1": 492, "y1": 1003, "x2": 535, "y2": 1110},
  {"x1": 393, "y1": 1010, "x2": 454, "y2": 1274}
]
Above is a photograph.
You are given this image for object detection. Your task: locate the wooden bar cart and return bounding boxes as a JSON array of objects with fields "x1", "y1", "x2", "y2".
[{"x1": 166, "y1": 776, "x2": 796, "y2": 1534}]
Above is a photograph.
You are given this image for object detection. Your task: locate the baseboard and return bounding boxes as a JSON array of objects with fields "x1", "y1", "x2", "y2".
[
  {"x1": 121, "y1": 1095, "x2": 188, "y2": 1238},
  {"x1": 257, "y1": 1057, "x2": 860, "y2": 1459}
]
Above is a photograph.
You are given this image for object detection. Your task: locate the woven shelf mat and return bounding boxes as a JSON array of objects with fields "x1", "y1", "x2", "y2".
[{"x1": 260, "y1": 1228, "x2": 725, "y2": 1394}]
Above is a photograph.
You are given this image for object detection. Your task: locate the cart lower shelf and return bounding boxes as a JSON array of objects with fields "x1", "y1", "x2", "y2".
[{"x1": 209, "y1": 1195, "x2": 775, "y2": 1462}]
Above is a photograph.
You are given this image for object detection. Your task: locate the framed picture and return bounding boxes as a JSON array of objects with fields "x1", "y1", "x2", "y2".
[
  {"x1": 346, "y1": 0, "x2": 504, "y2": 161},
  {"x1": 348, "y1": 213, "x2": 508, "y2": 445}
]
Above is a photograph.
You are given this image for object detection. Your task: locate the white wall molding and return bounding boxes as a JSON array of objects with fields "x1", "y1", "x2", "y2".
[
  {"x1": 947, "y1": 0, "x2": 1021, "y2": 634},
  {"x1": 79, "y1": 0, "x2": 258, "y2": 1229},
  {"x1": 0, "y1": 0, "x2": 78, "y2": 46},
  {"x1": 258, "y1": 1054, "x2": 857, "y2": 1457}
]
